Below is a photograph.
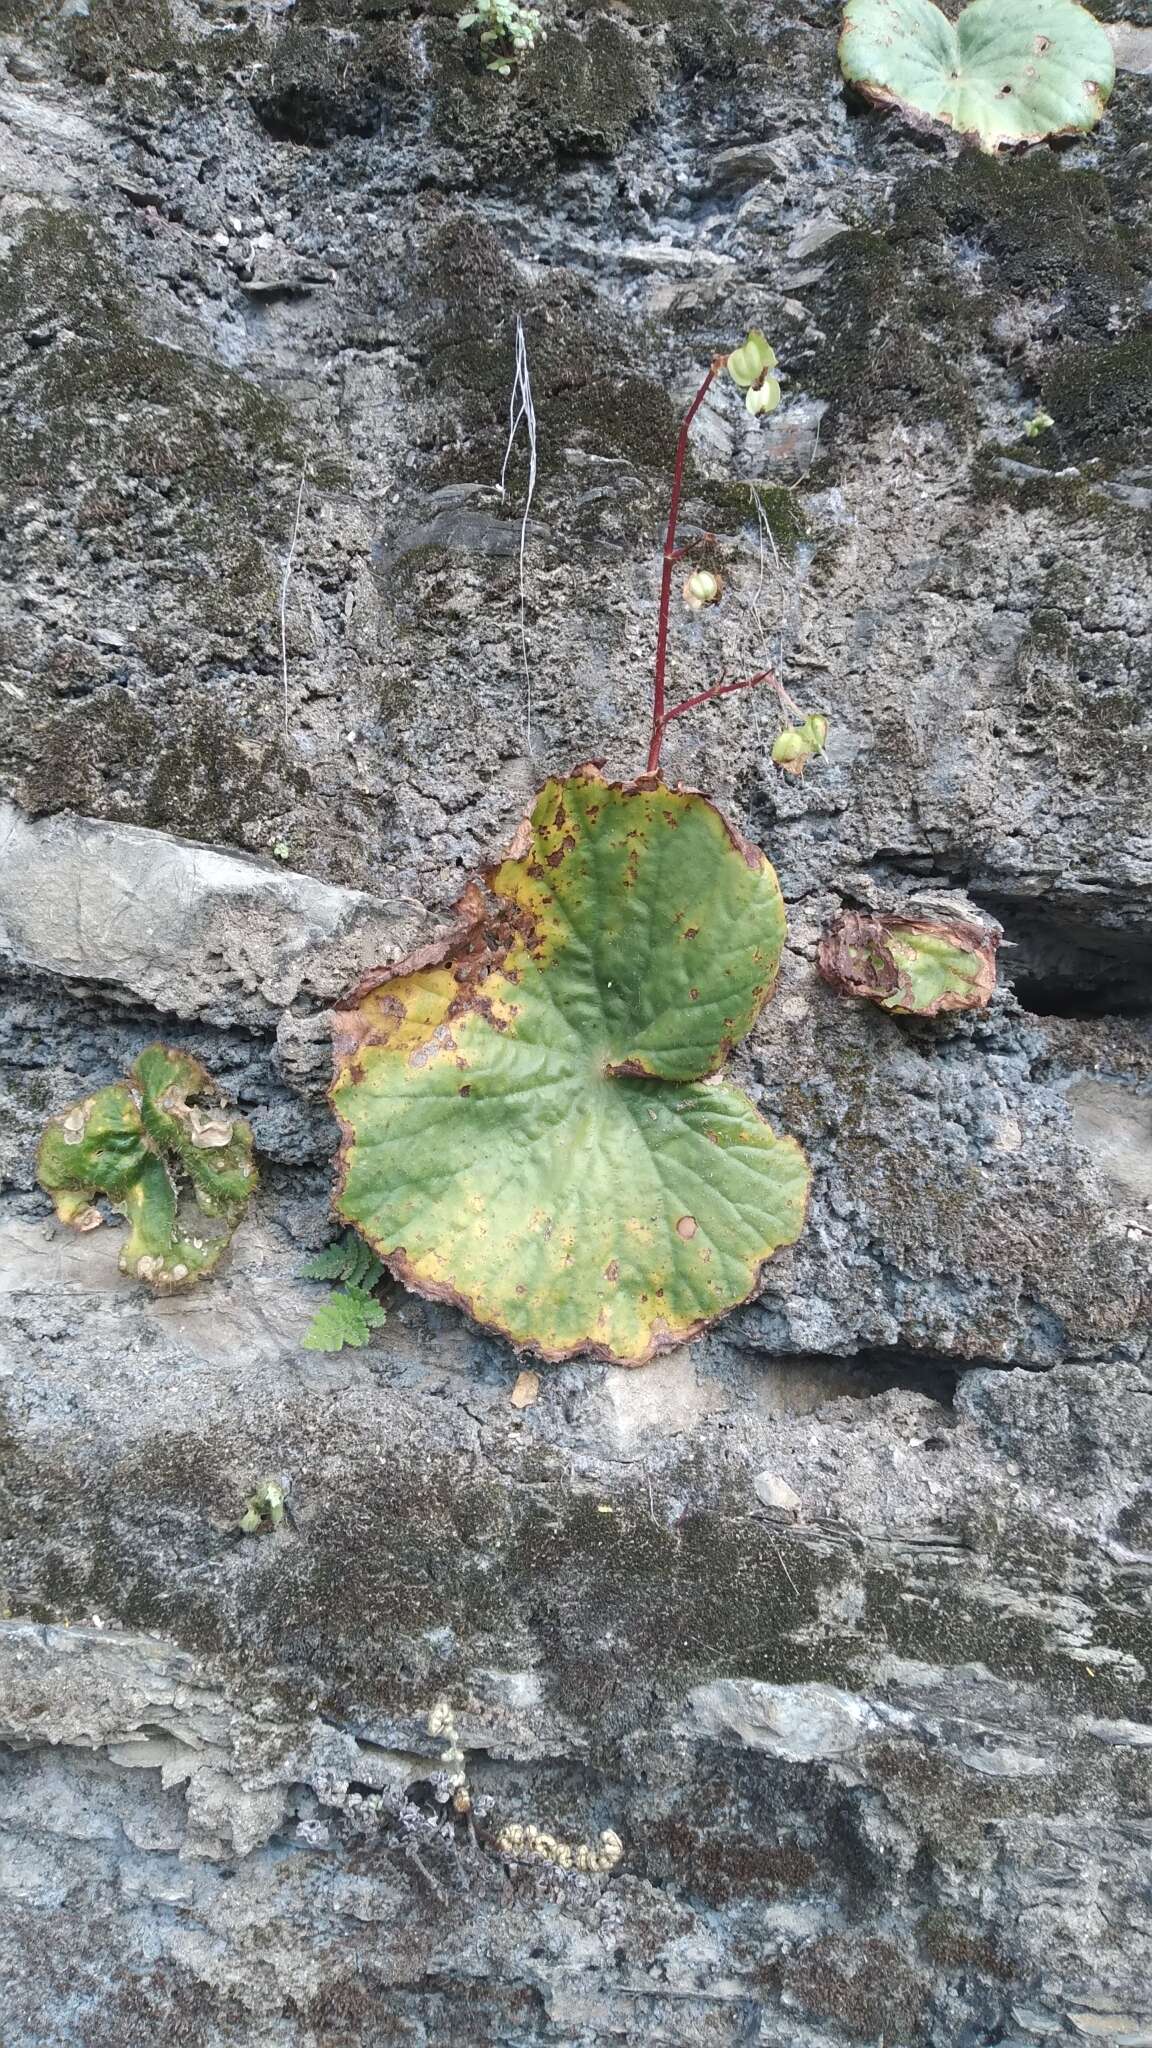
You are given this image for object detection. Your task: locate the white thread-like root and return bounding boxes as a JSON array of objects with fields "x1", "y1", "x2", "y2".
[
  {"x1": 498, "y1": 313, "x2": 538, "y2": 758},
  {"x1": 279, "y1": 453, "x2": 308, "y2": 739}
]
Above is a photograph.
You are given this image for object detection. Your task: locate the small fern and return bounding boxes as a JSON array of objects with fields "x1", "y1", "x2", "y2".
[
  {"x1": 301, "y1": 1230, "x2": 387, "y2": 1352},
  {"x1": 302, "y1": 1283, "x2": 388, "y2": 1352}
]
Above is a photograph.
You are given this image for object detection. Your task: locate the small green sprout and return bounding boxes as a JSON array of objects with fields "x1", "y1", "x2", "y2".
[
  {"x1": 238, "y1": 1479, "x2": 286, "y2": 1535},
  {"x1": 1024, "y1": 412, "x2": 1055, "y2": 439},
  {"x1": 726, "y1": 331, "x2": 781, "y2": 418},
  {"x1": 458, "y1": 0, "x2": 544, "y2": 74}
]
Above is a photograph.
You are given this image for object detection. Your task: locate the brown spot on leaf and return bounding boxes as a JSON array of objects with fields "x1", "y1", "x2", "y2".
[
  {"x1": 605, "y1": 1260, "x2": 620, "y2": 1283},
  {"x1": 458, "y1": 1084, "x2": 471, "y2": 1097},
  {"x1": 676, "y1": 1215, "x2": 698, "y2": 1240}
]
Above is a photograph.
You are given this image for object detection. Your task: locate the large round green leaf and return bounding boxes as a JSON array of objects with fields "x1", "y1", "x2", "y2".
[
  {"x1": 839, "y1": 0, "x2": 1115, "y2": 152},
  {"x1": 332, "y1": 769, "x2": 810, "y2": 1366}
]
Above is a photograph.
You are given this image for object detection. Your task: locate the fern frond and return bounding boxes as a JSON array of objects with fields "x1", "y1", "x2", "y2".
[
  {"x1": 301, "y1": 1284, "x2": 388, "y2": 1353},
  {"x1": 301, "y1": 1229, "x2": 384, "y2": 1291}
]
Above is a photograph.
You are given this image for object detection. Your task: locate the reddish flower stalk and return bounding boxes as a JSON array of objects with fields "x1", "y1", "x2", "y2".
[
  {"x1": 645, "y1": 355, "x2": 777, "y2": 775},
  {"x1": 661, "y1": 670, "x2": 775, "y2": 731}
]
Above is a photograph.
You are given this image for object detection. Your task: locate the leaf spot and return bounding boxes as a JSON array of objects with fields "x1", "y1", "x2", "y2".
[{"x1": 676, "y1": 1215, "x2": 698, "y2": 1240}]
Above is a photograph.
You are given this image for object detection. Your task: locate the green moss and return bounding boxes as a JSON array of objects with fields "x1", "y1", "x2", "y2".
[
  {"x1": 970, "y1": 442, "x2": 1152, "y2": 521},
  {"x1": 66, "y1": 0, "x2": 186, "y2": 80},
  {"x1": 433, "y1": 15, "x2": 658, "y2": 179},
  {"x1": 1041, "y1": 331, "x2": 1152, "y2": 467},
  {"x1": 250, "y1": 17, "x2": 412, "y2": 143},
  {"x1": 905, "y1": 151, "x2": 1149, "y2": 327},
  {"x1": 1, "y1": 1409, "x2": 856, "y2": 1724},
  {"x1": 0, "y1": 205, "x2": 314, "y2": 723},
  {"x1": 15, "y1": 689, "x2": 309, "y2": 850},
  {"x1": 1, "y1": 209, "x2": 300, "y2": 516},
  {"x1": 798, "y1": 228, "x2": 982, "y2": 434},
  {"x1": 410, "y1": 218, "x2": 678, "y2": 503},
  {"x1": 1000, "y1": 606, "x2": 1152, "y2": 793},
  {"x1": 799, "y1": 144, "x2": 1151, "y2": 446},
  {"x1": 863, "y1": 1562, "x2": 1148, "y2": 1721},
  {"x1": 690, "y1": 477, "x2": 807, "y2": 555}
]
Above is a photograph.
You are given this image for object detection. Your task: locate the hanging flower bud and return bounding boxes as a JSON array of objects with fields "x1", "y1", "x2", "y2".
[
  {"x1": 726, "y1": 331, "x2": 777, "y2": 389},
  {"x1": 772, "y1": 729, "x2": 809, "y2": 774},
  {"x1": 727, "y1": 331, "x2": 782, "y2": 419},
  {"x1": 772, "y1": 713, "x2": 829, "y2": 776},
  {"x1": 745, "y1": 375, "x2": 781, "y2": 418},
  {"x1": 683, "y1": 568, "x2": 723, "y2": 610}
]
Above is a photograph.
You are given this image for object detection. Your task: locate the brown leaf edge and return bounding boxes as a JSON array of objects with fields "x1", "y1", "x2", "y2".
[
  {"x1": 329, "y1": 765, "x2": 807, "y2": 1368},
  {"x1": 816, "y1": 911, "x2": 999, "y2": 1018}
]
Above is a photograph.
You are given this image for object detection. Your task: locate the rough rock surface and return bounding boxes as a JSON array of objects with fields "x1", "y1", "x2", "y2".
[{"x1": 1, "y1": 0, "x2": 1151, "y2": 2041}]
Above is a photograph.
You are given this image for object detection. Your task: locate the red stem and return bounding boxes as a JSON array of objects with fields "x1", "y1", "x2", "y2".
[
  {"x1": 661, "y1": 669, "x2": 775, "y2": 729},
  {"x1": 646, "y1": 362, "x2": 721, "y2": 775}
]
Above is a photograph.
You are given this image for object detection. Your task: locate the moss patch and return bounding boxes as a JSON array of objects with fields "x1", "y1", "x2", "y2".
[
  {"x1": 0, "y1": 208, "x2": 326, "y2": 845},
  {"x1": 797, "y1": 226, "x2": 983, "y2": 434},
  {"x1": 767, "y1": 1936, "x2": 927, "y2": 2044},
  {"x1": 0, "y1": 208, "x2": 301, "y2": 540},
  {"x1": 918, "y1": 1910, "x2": 1012, "y2": 1980},
  {"x1": 249, "y1": 16, "x2": 413, "y2": 143},
  {"x1": 1041, "y1": 331, "x2": 1152, "y2": 468},
  {"x1": 797, "y1": 147, "x2": 1151, "y2": 443},
  {"x1": 14, "y1": 689, "x2": 309, "y2": 850},
  {"x1": 433, "y1": 15, "x2": 659, "y2": 180}
]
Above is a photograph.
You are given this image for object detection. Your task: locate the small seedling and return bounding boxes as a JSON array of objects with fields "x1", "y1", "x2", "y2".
[
  {"x1": 1024, "y1": 412, "x2": 1055, "y2": 439},
  {"x1": 37, "y1": 1046, "x2": 257, "y2": 1291},
  {"x1": 238, "y1": 1479, "x2": 286, "y2": 1535},
  {"x1": 458, "y1": 0, "x2": 544, "y2": 74},
  {"x1": 301, "y1": 1229, "x2": 388, "y2": 1351}
]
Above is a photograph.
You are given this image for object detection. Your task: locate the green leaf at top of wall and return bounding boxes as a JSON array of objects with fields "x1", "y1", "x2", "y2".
[
  {"x1": 37, "y1": 1045, "x2": 257, "y2": 1290},
  {"x1": 331, "y1": 767, "x2": 810, "y2": 1368},
  {"x1": 838, "y1": 0, "x2": 1115, "y2": 153}
]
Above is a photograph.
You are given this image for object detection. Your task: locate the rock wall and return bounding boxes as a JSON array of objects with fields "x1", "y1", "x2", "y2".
[{"x1": 1, "y1": 0, "x2": 1151, "y2": 2041}]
